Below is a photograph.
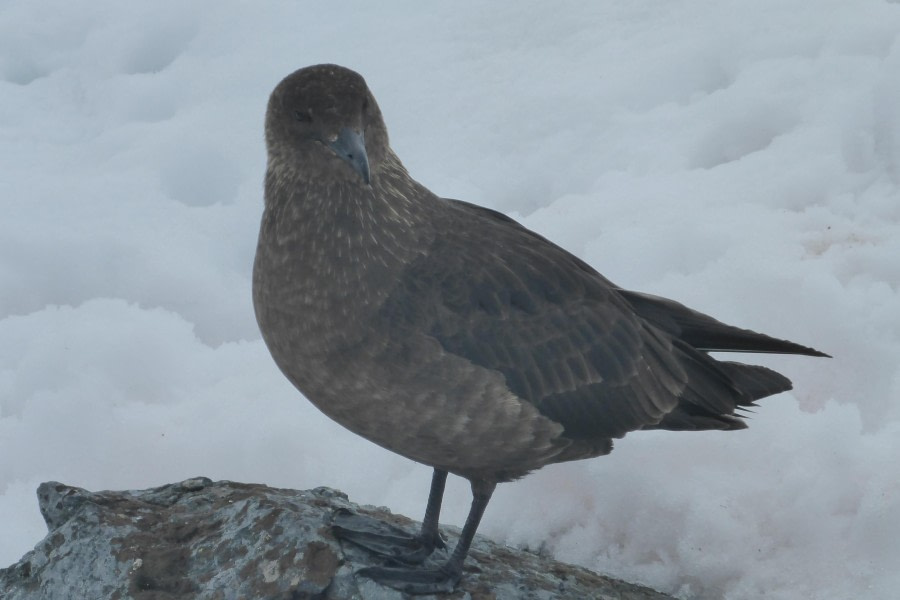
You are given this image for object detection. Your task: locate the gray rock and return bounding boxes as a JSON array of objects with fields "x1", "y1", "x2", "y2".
[{"x1": 0, "y1": 478, "x2": 675, "y2": 599}]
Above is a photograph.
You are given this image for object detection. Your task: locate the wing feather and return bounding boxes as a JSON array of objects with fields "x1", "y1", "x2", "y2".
[{"x1": 377, "y1": 199, "x2": 689, "y2": 440}]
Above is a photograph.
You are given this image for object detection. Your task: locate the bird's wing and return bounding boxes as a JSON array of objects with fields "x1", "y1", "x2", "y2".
[
  {"x1": 616, "y1": 289, "x2": 829, "y2": 356},
  {"x1": 376, "y1": 198, "x2": 751, "y2": 440}
]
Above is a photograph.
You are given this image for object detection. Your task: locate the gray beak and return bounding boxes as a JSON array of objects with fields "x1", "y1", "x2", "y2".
[{"x1": 328, "y1": 127, "x2": 370, "y2": 185}]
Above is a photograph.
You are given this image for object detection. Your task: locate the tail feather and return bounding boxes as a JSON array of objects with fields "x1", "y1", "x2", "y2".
[
  {"x1": 644, "y1": 341, "x2": 796, "y2": 432},
  {"x1": 646, "y1": 406, "x2": 748, "y2": 431},
  {"x1": 716, "y1": 361, "x2": 792, "y2": 401}
]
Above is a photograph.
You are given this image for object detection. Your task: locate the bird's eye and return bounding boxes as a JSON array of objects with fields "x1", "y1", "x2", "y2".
[
  {"x1": 362, "y1": 98, "x2": 369, "y2": 112},
  {"x1": 294, "y1": 110, "x2": 312, "y2": 123}
]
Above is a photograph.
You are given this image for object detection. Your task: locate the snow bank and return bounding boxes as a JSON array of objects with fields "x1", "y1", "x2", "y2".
[{"x1": 2, "y1": 1, "x2": 898, "y2": 598}]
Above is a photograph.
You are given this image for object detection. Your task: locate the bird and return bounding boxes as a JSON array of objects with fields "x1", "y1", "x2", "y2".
[{"x1": 252, "y1": 63, "x2": 828, "y2": 594}]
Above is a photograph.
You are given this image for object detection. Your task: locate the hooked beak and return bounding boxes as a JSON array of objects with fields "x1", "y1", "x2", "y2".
[{"x1": 328, "y1": 127, "x2": 370, "y2": 185}]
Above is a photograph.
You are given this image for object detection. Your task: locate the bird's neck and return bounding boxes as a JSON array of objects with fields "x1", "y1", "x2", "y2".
[{"x1": 260, "y1": 153, "x2": 435, "y2": 265}]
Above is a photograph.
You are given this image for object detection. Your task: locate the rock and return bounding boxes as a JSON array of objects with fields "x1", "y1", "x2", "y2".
[{"x1": 0, "y1": 478, "x2": 674, "y2": 600}]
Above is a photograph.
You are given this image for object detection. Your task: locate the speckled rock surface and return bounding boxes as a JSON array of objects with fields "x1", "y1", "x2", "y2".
[{"x1": 0, "y1": 478, "x2": 675, "y2": 599}]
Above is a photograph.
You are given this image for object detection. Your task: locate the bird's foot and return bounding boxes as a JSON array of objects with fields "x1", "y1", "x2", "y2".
[
  {"x1": 356, "y1": 564, "x2": 461, "y2": 595},
  {"x1": 331, "y1": 508, "x2": 445, "y2": 565}
]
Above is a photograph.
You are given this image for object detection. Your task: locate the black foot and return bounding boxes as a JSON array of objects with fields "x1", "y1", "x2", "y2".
[
  {"x1": 357, "y1": 564, "x2": 461, "y2": 595},
  {"x1": 331, "y1": 508, "x2": 445, "y2": 565}
]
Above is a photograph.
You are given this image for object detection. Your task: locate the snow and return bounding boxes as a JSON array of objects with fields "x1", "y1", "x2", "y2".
[{"x1": 2, "y1": 1, "x2": 899, "y2": 598}]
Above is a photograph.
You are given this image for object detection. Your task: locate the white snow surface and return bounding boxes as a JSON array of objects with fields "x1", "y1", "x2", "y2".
[{"x1": 2, "y1": 1, "x2": 899, "y2": 598}]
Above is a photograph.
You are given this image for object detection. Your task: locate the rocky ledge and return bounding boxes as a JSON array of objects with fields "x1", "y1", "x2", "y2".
[{"x1": 0, "y1": 478, "x2": 674, "y2": 600}]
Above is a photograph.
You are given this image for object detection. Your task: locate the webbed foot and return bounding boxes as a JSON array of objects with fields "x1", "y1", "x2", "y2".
[{"x1": 331, "y1": 508, "x2": 445, "y2": 565}]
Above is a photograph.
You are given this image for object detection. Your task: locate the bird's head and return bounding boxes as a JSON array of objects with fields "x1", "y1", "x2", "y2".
[{"x1": 265, "y1": 64, "x2": 389, "y2": 186}]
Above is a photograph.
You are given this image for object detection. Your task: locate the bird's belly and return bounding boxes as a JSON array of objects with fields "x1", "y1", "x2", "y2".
[{"x1": 285, "y1": 331, "x2": 568, "y2": 481}]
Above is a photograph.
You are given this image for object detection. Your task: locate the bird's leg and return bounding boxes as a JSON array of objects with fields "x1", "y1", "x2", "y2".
[
  {"x1": 417, "y1": 468, "x2": 448, "y2": 552},
  {"x1": 331, "y1": 469, "x2": 448, "y2": 565},
  {"x1": 357, "y1": 478, "x2": 496, "y2": 595}
]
